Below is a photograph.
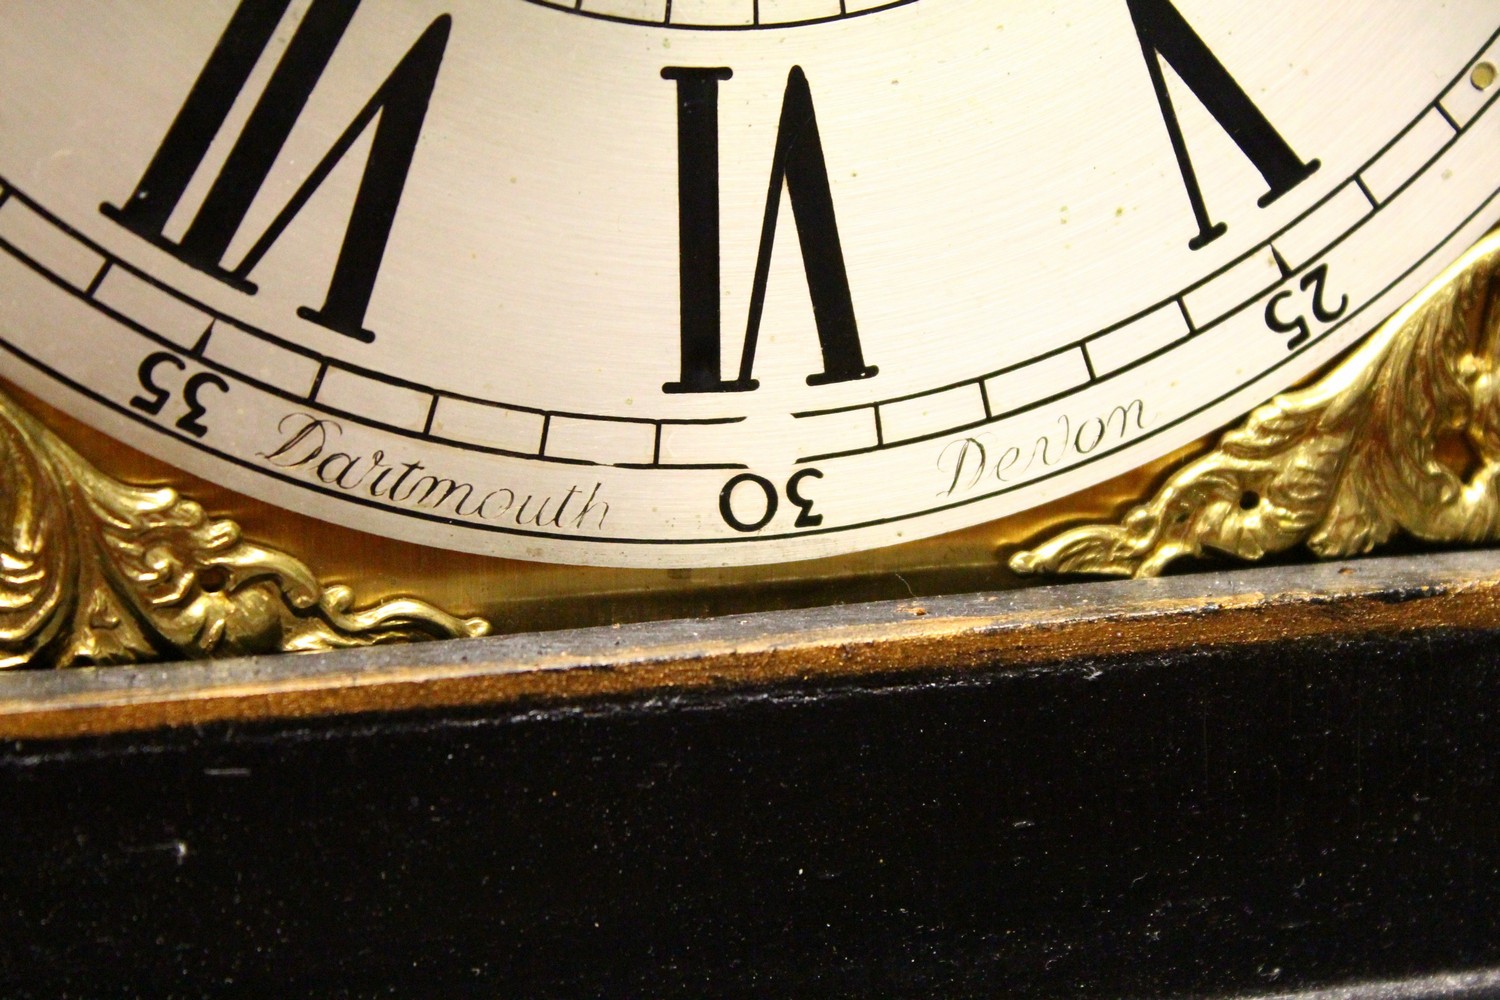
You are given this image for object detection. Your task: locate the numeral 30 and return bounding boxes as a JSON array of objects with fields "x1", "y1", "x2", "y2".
[{"x1": 719, "y1": 469, "x2": 824, "y2": 533}]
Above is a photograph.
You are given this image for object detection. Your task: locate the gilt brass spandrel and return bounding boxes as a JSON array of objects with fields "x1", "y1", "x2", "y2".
[
  {"x1": 1014, "y1": 227, "x2": 1500, "y2": 577},
  {"x1": 0, "y1": 380, "x2": 487, "y2": 668}
]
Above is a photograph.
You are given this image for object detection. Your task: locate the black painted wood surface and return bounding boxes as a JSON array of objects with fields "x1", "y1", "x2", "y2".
[{"x1": 3, "y1": 627, "x2": 1500, "y2": 997}]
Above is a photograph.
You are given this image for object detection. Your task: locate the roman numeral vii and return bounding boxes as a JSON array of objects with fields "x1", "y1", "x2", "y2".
[{"x1": 102, "y1": 0, "x2": 449, "y2": 343}]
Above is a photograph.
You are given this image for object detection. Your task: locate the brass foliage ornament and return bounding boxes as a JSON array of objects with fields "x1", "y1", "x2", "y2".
[
  {"x1": 0, "y1": 389, "x2": 488, "y2": 669},
  {"x1": 1012, "y1": 232, "x2": 1500, "y2": 579}
]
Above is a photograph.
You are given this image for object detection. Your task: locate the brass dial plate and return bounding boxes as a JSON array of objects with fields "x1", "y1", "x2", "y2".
[{"x1": 0, "y1": 2, "x2": 1497, "y2": 566}]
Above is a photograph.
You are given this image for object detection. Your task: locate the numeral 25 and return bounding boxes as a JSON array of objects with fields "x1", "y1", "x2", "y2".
[
  {"x1": 129, "y1": 351, "x2": 229, "y2": 438},
  {"x1": 1264, "y1": 263, "x2": 1348, "y2": 351}
]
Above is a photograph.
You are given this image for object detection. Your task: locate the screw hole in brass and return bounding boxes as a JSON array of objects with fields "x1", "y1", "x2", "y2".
[{"x1": 197, "y1": 566, "x2": 230, "y2": 593}]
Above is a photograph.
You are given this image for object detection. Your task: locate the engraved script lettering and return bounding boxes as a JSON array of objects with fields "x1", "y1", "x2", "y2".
[
  {"x1": 937, "y1": 400, "x2": 1151, "y2": 497},
  {"x1": 259, "y1": 414, "x2": 610, "y2": 531}
]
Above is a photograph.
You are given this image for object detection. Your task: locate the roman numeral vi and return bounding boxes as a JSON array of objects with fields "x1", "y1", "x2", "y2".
[{"x1": 661, "y1": 65, "x2": 877, "y2": 393}]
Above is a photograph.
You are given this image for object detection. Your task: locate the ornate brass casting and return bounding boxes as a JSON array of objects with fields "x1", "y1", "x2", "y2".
[
  {"x1": 0, "y1": 387, "x2": 488, "y2": 669},
  {"x1": 1013, "y1": 232, "x2": 1500, "y2": 578}
]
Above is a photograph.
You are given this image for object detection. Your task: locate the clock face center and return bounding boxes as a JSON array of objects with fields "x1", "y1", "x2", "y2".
[{"x1": 0, "y1": 1, "x2": 1496, "y2": 567}]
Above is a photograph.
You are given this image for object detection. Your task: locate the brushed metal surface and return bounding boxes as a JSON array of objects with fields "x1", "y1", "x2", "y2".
[{"x1": 0, "y1": 2, "x2": 1497, "y2": 565}]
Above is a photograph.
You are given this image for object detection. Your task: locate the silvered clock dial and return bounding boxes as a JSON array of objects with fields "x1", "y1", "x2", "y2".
[{"x1": 0, "y1": 1, "x2": 1496, "y2": 568}]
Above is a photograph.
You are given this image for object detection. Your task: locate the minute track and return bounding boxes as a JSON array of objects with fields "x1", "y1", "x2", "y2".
[
  {"x1": 2, "y1": 175, "x2": 1497, "y2": 547},
  {"x1": 793, "y1": 48, "x2": 1500, "y2": 463},
  {"x1": 521, "y1": 0, "x2": 917, "y2": 30},
  {"x1": 0, "y1": 180, "x2": 753, "y2": 471}
]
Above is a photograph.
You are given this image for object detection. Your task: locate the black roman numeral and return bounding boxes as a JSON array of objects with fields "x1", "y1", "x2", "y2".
[
  {"x1": 102, "y1": 0, "x2": 450, "y2": 343},
  {"x1": 661, "y1": 65, "x2": 877, "y2": 393},
  {"x1": 1126, "y1": 0, "x2": 1319, "y2": 249}
]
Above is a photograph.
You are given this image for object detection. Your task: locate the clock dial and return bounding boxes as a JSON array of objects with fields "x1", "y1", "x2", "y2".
[{"x1": 0, "y1": 1, "x2": 1496, "y2": 568}]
